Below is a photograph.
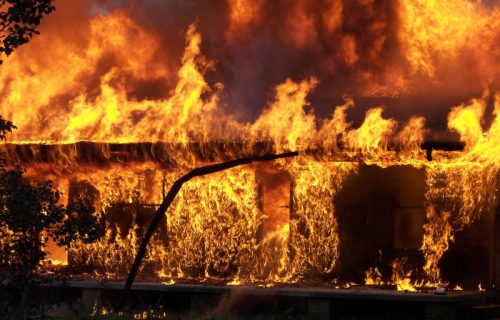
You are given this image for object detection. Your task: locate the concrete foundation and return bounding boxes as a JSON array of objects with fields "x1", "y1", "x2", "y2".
[{"x1": 39, "y1": 281, "x2": 494, "y2": 319}]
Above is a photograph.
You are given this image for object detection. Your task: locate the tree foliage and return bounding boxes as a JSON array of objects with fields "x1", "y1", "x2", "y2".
[{"x1": 0, "y1": 0, "x2": 55, "y2": 63}]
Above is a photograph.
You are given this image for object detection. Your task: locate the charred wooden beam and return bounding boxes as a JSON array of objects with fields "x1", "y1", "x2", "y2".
[
  {"x1": 1, "y1": 140, "x2": 465, "y2": 166},
  {"x1": 421, "y1": 141, "x2": 465, "y2": 161}
]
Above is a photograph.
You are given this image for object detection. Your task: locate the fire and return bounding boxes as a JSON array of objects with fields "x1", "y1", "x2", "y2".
[
  {"x1": 0, "y1": 1, "x2": 499, "y2": 290},
  {"x1": 448, "y1": 95, "x2": 486, "y2": 152},
  {"x1": 400, "y1": 0, "x2": 500, "y2": 79},
  {"x1": 413, "y1": 93, "x2": 499, "y2": 288},
  {"x1": 61, "y1": 22, "x2": 222, "y2": 144},
  {"x1": 0, "y1": 11, "x2": 170, "y2": 143},
  {"x1": 227, "y1": 0, "x2": 265, "y2": 38},
  {"x1": 420, "y1": 207, "x2": 453, "y2": 285},
  {"x1": 364, "y1": 267, "x2": 383, "y2": 286},
  {"x1": 251, "y1": 77, "x2": 318, "y2": 152},
  {"x1": 344, "y1": 107, "x2": 396, "y2": 157},
  {"x1": 288, "y1": 160, "x2": 356, "y2": 280},
  {"x1": 396, "y1": 116, "x2": 426, "y2": 160},
  {"x1": 391, "y1": 258, "x2": 419, "y2": 292},
  {"x1": 0, "y1": 14, "x2": 231, "y2": 145}
]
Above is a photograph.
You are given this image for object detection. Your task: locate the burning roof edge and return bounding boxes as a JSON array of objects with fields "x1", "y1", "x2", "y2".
[{"x1": 0, "y1": 140, "x2": 464, "y2": 167}]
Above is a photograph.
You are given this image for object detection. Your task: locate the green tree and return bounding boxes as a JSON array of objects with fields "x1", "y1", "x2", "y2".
[{"x1": 0, "y1": 0, "x2": 55, "y2": 63}]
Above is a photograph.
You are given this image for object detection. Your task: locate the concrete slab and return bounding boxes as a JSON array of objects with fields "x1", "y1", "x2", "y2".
[{"x1": 45, "y1": 280, "x2": 492, "y2": 304}]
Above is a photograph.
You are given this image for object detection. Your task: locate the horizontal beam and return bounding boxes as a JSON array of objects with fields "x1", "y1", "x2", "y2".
[{"x1": 0, "y1": 141, "x2": 465, "y2": 165}]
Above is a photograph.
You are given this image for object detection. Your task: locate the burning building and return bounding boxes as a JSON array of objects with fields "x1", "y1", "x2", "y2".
[{"x1": 1, "y1": 0, "x2": 500, "y2": 318}]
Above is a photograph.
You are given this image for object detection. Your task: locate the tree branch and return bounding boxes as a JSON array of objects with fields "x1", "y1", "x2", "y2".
[{"x1": 117, "y1": 151, "x2": 299, "y2": 310}]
